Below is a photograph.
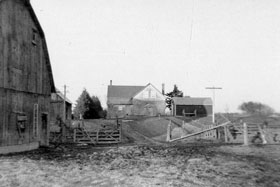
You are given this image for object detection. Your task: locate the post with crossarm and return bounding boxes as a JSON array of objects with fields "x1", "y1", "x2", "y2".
[{"x1": 205, "y1": 86, "x2": 222, "y2": 124}]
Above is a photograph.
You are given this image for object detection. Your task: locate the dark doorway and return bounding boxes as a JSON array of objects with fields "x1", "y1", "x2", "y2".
[{"x1": 41, "y1": 113, "x2": 48, "y2": 145}]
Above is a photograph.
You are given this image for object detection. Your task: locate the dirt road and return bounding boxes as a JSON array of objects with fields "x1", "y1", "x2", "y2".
[{"x1": 0, "y1": 143, "x2": 280, "y2": 187}]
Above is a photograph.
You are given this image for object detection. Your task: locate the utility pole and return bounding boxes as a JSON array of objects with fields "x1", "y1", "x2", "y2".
[
  {"x1": 62, "y1": 85, "x2": 68, "y2": 142},
  {"x1": 205, "y1": 86, "x2": 222, "y2": 124},
  {"x1": 63, "y1": 85, "x2": 67, "y2": 123}
]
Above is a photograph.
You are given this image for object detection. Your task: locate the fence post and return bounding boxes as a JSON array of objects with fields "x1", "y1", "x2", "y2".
[
  {"x1": 73, "y1": 129, "x2": 76, "y2": 143},
  {"x1": 166, "y1": 120, "x2": 171, "y2": 142},
  {"x1": 224, "y1": 126, "x2": 228, "y2": 143},
  {"x1": 96, "y1": 130, "x2": 99, "y2": 144},
  {"x1": 119, "y1": 121, "x2": 122, "y2": 143},
  {"x1": 243, "y1": 122, "x2": 248, "y2": 146}
]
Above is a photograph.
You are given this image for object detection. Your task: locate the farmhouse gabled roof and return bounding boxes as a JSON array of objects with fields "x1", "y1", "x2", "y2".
[
  {"x1": 107, "y1": 85, "x2": 145, "y2": 105},
  {"x1": 1, "y1": 0, "x2": 56, "y2": 92},
  {"x1": 173, "y1": 97, "x2": 213, "y2": 105}
]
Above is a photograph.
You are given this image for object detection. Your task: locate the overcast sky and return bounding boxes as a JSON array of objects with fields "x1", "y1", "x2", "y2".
[{"x1": 31, "y1": 0, "x2": 280, "y2": 113}]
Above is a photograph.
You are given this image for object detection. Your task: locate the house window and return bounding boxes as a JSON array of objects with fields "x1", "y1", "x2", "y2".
[
  {"x1": 51, "y1": 93, "x2": 57, "y2": 101},
  {"x1": 118, "y1": 105, "x2": 124, "y2": 111}
]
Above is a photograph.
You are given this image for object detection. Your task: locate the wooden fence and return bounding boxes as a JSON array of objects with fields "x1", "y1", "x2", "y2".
[
  {"x1": 167, "y1": 120, "x2": 280, "y2": 145},
  {"x1": 168, "y1": 121, "x2": 231, "y2": 142}
]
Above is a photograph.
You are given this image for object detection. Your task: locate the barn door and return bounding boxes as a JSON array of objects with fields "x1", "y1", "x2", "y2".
[{"x1": 40, "y1": 113, "x2": 48, "y2": 145}]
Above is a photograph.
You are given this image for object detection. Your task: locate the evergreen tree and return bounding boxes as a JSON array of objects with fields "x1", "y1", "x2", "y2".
[
  {"x1": 73, "y1": 89, "x2": 96, "y2": 119},
  {"x1": 165, "y1": 84, "x2": 184, "y2": 109},
  {"x1": 91, "y1": 95, "x2": 103, "y2": 118}
]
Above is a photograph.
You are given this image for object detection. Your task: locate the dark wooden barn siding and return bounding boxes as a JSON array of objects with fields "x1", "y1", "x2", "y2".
[
  {"x1": 1, "y1": 0, "x2": 51, "y2": 95},
  {"x1": 0, "y1": 91, "x2": 4, "y2": 144},
  {"x1": 0, "y1": 89, "x2": 50, "y2": 146},
  {"x1": 0, "y1": 0, "x2": 52, "y2": 147},
  {"x1": 175, "y1": 105, "x2": 212, "y2": 117}
]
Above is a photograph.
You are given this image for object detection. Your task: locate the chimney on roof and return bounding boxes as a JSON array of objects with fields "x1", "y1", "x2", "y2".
[
  {"x1": 110, "y1": 80, "x2": 112, "y2": 85},
  {"x1": 162, "y1": 83, "x2": 165, "y2": 95}
]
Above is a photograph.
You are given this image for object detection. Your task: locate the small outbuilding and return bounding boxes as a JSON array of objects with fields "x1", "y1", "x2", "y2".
[
  {"x1": 50, "y1": 89, "x2": 72, "y2": 129},
  {"x1": 172, "y1": 97, "x2": 213, "y2": 118}
]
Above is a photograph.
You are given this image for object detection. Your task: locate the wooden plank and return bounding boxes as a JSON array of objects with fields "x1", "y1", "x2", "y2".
[
  {"x1": 243, "y1": 123, "x2": 248, "y2": 145},
  {"x1": 2, "y1": 90, "x2": 7, "y2": 146},
  {"x1": 73, "y1": 129, "x2": 76, "y2": 142},
  {"x1": 76, "y1": 134, "x2": 120, "y2": 138},
  {"x1": 98, "y1": 137, "x2": 120, "y2": 140},
  {"x1": 224, "y1": 126, "x2": 228, "y2": 143},
  {"x1": 76, "y1": 130, "x2": 120, "y2": 135},
  {"x1": 76, "y1": 138, "x2": 97, "y2": 141},
  {"x1": 76, "y1": 137, "x2": 120, "y2": 141},
  {"x1": 96, "y1": 141, "x2": 120, "y2": 144},
  {"x1": 0, "y1": 90, "x2": 3, "y2": 146},
  {"x1": 0, "y1": 6, "x2": 3, "y2": 89},
  {"x1": 98, "y1": 135, "x2": 120, "y2": 137}
]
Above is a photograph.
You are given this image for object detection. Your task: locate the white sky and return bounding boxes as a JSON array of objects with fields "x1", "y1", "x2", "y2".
[{"x1": 31, "y1": 0, "x2": 280, "y2": 113}]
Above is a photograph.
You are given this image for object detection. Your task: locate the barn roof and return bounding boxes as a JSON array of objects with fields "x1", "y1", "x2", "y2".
[
  {"x1": 2, "y1": 0, "x2": 56, "y2": 92},
  {"x1": 28, "y1": 0, "x2": 55, "y2": 92},
  {"x1": 107, "y1": 85, "x2": 145, "y2": 105},
  {"x1": 173, "y1": 97, "x2": 213, "y2": 106}
]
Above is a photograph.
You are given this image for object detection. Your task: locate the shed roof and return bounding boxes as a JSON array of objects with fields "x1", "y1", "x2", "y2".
[
  {"x1": 107, "y1": 85, "x2": 145, "y2": 105},
  {"x1": 55, "y1": 88, "x2": 72, "y2": 104},
  {"x1": 173, "y1": 97, "x2": 213, "y2": 106}
]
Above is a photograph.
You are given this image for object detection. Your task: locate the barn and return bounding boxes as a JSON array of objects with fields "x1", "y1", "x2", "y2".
[
  {"x1": 0, "y1": 0, "x2": 55, "y2": 153},
  {"x1": 107, "y1": 82, "x2": 166, "y2": 118},
  {"x1": 172, "y1": 97, "x2": 213, "y2": 118}
]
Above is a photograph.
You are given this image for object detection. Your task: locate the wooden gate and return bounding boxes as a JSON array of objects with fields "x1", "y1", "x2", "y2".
[{"x1": 73, "y1": 120, "x2": 122, "y2": 144}]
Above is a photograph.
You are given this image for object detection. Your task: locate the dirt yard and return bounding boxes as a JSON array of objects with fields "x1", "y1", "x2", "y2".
[
  {"x1": 1, "y1": 116, "x2": 280, "y2": 187},
  {"x1": 0, "y1": 142, "x2": 280, "y2": 187}
]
